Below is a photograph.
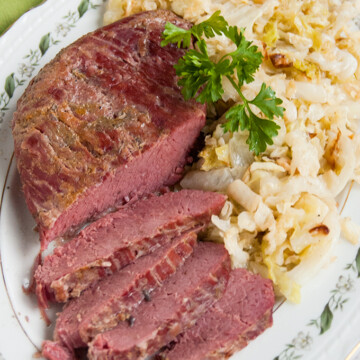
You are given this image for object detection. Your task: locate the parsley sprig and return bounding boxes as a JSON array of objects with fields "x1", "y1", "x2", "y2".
[{"x1": 161, "y1": 11, "x2": 284, "y2": 155}]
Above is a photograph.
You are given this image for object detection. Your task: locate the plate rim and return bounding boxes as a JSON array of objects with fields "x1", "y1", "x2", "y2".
[{"x1": 0, "y1": 1, "x2": 360, "y2": 359}]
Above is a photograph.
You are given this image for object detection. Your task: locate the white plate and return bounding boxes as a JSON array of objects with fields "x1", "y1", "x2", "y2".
[{"x1": 1, "y1": 1, "x2": 360, "y2": 359}]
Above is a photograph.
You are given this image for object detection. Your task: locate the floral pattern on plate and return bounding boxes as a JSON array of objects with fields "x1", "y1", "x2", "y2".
[
  {"x1": 274, "y1": 248, "x2": 360, "y2": 360},
  {"x1": 0, "y1": 0, "x2": 100, "y2": 124}
]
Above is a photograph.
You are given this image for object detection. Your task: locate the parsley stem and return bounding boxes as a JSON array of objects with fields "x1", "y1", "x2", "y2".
[
  {"x1": 226, "y1": 75, "x2": 249, "y2": 108},
  {"x1": 218, "y1": 53, "x2": 231, "y2": 64}
]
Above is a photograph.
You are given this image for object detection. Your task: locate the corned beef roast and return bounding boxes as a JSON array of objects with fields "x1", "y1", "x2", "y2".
[
  {"x1": 12, "y1": 10, "x2": 206, "y2": 250},
  {"x1": 35, "y1": 190, "x2": 226, "y2": 308},
  {"x1": 161, "y1": 268, "x2": 275, "y2": 360},
  {"x1": 53, "y1": 232, "x2": 197, "y2": 351},
  {"x1": 88, "y1": 242, "x2": 231, "y2": 360}
]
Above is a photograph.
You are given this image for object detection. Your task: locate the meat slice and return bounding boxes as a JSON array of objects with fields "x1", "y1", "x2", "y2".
[
  {"x1": 53, "y1": 232, "x2": 197, "y2": 351},
  {"x1": 12, "y1": 10, "x2": 206, "y2": 250},
  {"x1": 42, "y1": 341, "x2": 74, "y2": 360},
  {"x1": 35, "y1": 190, "x2": 226, "y2": 308},
  {"x1": 162, "y1": 268, "x2": 275, "y2": 360},
  {"x1": 88, "y1": 242, "x2": 231, "y2": 360}
]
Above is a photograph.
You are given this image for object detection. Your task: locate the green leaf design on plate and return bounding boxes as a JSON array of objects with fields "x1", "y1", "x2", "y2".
[
  {"x1": 4, "y1": 73, "x2": 15, "y2": 99},
  {"x1": 355, "y1": 247, "x2": 360, "y2": 277},
  {"x1": 320, "y1": 303, "x2": 333, "y2": 334},
  {"x1": 78, "y1": 0, "x2": 89, "y2": 18},
  {"x1": 39, "y1": 33, "x2": 51, "y2": 56}
]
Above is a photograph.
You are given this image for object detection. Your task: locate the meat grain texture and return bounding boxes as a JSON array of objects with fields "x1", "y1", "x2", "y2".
[
  {"x1": 54, "y1": 232, "x2": 197, "y2": 350},
  {"x1": 42, "y1": 340, "x2": 74, "y2": 360},
  {"x1": 162, "y1": 268, "x2": 275, "y2": 360},
  {"x1": 88, "y1": 242, "x2": 231, "y2": 360},
  {"x1": 12, "y1": 10, "x2": 206, "y2": 249},
  {"x1": 34, "y1": 190, "x2": 225, "y2": 308}
]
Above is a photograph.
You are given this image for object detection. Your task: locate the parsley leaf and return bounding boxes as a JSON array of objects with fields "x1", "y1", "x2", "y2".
[
  {"x1": 161, "y1": 11, "x2": 284, "y2": 155},
  {"x1": 175, "y1": 40, "x2": 232, "y2": 103},
  {"x1": 161, "y1": 11, "x2": 227, "y2": 48},
  {"x1": 247, "y1": 114, "x2": 278, "y2": 154},
  {"x1": 226, "y1": 27, "x2": 263, "y2": 86},
  {"x1": 250, "y1": 83, "x2": 285, "y2": 120},
  {"x1": 222, "y1": 103, "x2": 247, "y2": 133},
  {"x1": 191, "y1": 11, "x2": 228, "y2": 40},
  {"x1": 224, "y1": 103, "x2": 280, "y2": 154},
  {"x1": 161, "y1": 23, "x2": 192, "y2": 48},
  {"x1": 175, "y1": 45, "x2": 220, "y2": 102}
]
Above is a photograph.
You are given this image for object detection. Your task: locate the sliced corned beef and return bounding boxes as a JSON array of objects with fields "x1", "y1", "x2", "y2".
[
  {"x1": 53, "y1": 232, "x2": 197, "y2": 350},
  {"x1": 12, "y1": 10, "x2": 206, "y2": 250},
  {"x1": 42, "y1": 341, "x2": 75, "y2": 360},
  {"x1": 88, "y1": 242, "x2": 231, "y2": 360},
  {"x1": 162, "y1": 268, "x2": 275, "y2": 360},
  {"x1": 34, "y1": 190, "x2": 225, "y2": 308}
]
